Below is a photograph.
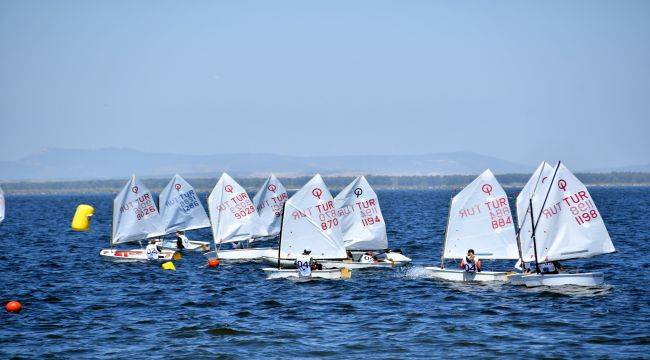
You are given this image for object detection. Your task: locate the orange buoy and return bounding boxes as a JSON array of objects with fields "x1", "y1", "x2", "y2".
[
  {"x1": 5, "y1": 301, "x2": 22, "y2": 313},
  {"x1": 207, "y1": 259, "x2": 219, "y2": 268}
]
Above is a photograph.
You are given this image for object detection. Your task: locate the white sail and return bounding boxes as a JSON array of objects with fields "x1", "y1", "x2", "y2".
[
  {"x1": 253, "y1": 174, "x2": 288, "y2": 237},
  {"x1": 112, "y1": 176, "x2": 162, "y2": 245},
  {"x1": 279, "y1": 174, "x2": 347, "y2": 260},
  {"x1": 516, "y1": 162, "x2": 555, "y2": 261},
  {"x1": 443, "y1": 169, "x2": 518, "y2": 260},
  {"x1": 158, "y1": 174, "x2": 211, "y2": 235},
  {"x1": 334, "y1": 176, "x2": 388, "y2": 250},
  {"x1": 0, "y1": 186, "x2": 5, "y2": 223},
  {"x1": 529, "y1": 163, "x2": 615, "y2": 262},
  {"x1": 208, "y1": 173, "x2": 268, "y2": 245}
]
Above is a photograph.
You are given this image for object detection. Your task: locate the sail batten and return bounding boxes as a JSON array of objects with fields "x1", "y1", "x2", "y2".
[
  {"x1": 207, "y1": 173, "x2": 268, "y2": 245},
  {"x1": 158, "y1": 174, "x2": 211, "y2": 235},
  {"x1": 442, "y1": 169, "x2": 518, "y2": 260},
  {"x1": 112, "y1": 176, "x2": 162, "y2": 245},
  {"x1": 253, "y1": 174, "x2": 288, "y2": 238},
  {"x1": 334, "y1": 176, "x2": 388, "y2": 251},
  {"x1": 279, "y1": 174, "x2": 347, "y2": 260}
]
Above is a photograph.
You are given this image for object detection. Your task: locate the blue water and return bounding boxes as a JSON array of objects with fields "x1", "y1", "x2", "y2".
[{"x1": 1, "y1": 188, "x2": 648, "y2": 358}]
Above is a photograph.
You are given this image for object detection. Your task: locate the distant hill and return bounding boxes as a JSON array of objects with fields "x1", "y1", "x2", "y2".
[{"x1": 0, "y1": 148, "x2": 532, "y2": 181}]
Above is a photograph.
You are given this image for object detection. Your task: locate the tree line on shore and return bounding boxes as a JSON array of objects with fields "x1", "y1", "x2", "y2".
[{"x1": 2, "y1": 172, "x2": 650, "y2": 195}]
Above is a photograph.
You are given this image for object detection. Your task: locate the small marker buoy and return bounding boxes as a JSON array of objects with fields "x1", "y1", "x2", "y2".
[
  {"x1": 162, "y1": 261, "x2": 176, "y2": 271},
  {"x1": 5, "y1": 301, "x2": 22, "y2": 313},
  {"x1": 208, "y1": 259, "x2": 219, "y2": 268}
]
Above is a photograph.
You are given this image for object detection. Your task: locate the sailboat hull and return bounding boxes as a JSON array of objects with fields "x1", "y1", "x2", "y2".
[
  {"x1": 159, "y1": 239, "x2": 210, "y2": 251},
  {"x1": 522, "y1": 272, "x2": 605, "y2": 287},
  {"x1": 99, "y1": 248, "x2": 177, "y2": 261},
  {"x1": 320, "y1": 259, "x2": 409, "y2": 269},
  {"x1": 262, "y1": 268, "x2": 350, "y2": 280},
  {"x1": 212, "y1": 248, "x2": 278, "y2": 261},
  {"x1": 424, "y1": 267, "x2": 510, "y2": 282}
]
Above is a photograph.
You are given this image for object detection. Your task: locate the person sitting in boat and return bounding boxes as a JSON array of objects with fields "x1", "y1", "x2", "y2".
[
  {"x1": 358, "y1": 251, "x2": 377, "y2": 264},
  {"x1": 295, "y1": 248, "x2": 316, "y2": 277},
  {"x1": 522, "y1": 260, "x2": 562, "y2": 274},
  {"x1": 346, "y1": 250, "x2": 353, "y2": 261},
  {"x1": 232, "y1": 241, "x2": 244, "y2": 249},
  {"x1": 175, "y1": 231, "x2": 190, "y2": 250},
  {"x1": 460, "y1": 249, "x2": 481, "y2": 273},
  {"x1": 145, "y1": 239, "x2": 161, "y2": 260}
]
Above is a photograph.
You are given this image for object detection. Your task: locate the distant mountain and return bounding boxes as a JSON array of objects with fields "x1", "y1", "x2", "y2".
[{"x1": 0, "y1": 147, "x2": 533, "y2": 181}]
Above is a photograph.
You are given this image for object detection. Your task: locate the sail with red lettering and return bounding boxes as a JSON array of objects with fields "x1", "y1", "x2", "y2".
[
  {"x1": 158, "y1": 174, "x2": 211, "y2": 235},
  {"x1": 208, "y1": 173, "x2": 268, "y2": 245},
  {"x1": 0, "y1": 185, "x2": 5, "y2": 223},
  {"x1": 112, "y1": 176, "x2": 162, "y2": 245},
  {"x1": 528, "y1": 163, "x2": 615, "y2": 262},
  {"x1": 516, "y1": 162, "x2": 555, "y2": 261},
  {"x1": 334, "y1": 176, "x2": 388, "y2": 251},
  {"x1": 442, "y1": 169, "x2": 518, "y2": 260},
  {"x1": 279, "y1": 174, "x2": 347, "y2": 260},
  {"x1": 253, "y1": 174, "x2": 288, "y2": 238}
]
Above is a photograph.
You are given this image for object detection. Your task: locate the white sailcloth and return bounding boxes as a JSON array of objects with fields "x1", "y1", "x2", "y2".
[
  {"x1": 279, "y1": 174, "x2": 347, "y2": 260},
  {"x1": 158, "y1": 174, "x2": 211, "y2": 235},
  {"x1": 516, "y1": 162, "x2": 555, "y2": 261},
  {"x1": 112, "y1": 176, "x2": 162, "y2": 245},
  {"x1": 334, "y1": 176, "x2": 388, "y2": 250},
  {"x1": 253, "y1": 174, "x2": 288, "y2": 237},
  {"x1": 443, "y1": 169, "x2": 518, "y2": 260},
  {"x1": 208, "y1": 173, "x2": 268, "y2": 245},
  {"x1": 0, "y1": 186, "x2": 5, "y2": 223},
  {"x1": 528, "y1": 163, "x2": 615, "y2": 262}
]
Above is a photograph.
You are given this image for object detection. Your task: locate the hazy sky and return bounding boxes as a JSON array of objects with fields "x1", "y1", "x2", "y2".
[{"x1": 1, "y1": 1, "x2": 648, "y2": 168}]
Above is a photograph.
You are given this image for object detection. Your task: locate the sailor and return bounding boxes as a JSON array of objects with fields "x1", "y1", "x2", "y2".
[
  {"x1": 358, "y1": 251, "x2": 376, "y2": 264},
  {"x1": 540, "y1": 261, "x2": 561, "y2": 274},
  {"x1": 295, "y1": 248, "x2": 315, "y2": 277},
  {"x1": 460, "y1": 249, "x2": 481, "y2": 273},
  {"x1": 176, "y1": 231, "x2": 190, "y2": 250},
  {"x1": 522, "y1": 260, "x2": 561, "y2": 274},
  {"x1": 145, "y1": 239, "x2": 160, "y2": 260}
]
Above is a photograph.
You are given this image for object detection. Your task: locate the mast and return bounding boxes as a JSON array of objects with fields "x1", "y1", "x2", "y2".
[
  {"x1": 529, "y1": 161, "x2": 562, "y2": 271},
  {"x1": 439, "y1": 193, "x2": 453, "y2": 268},
  {"x1": 528, "y1": 199, "x2": 541, "y2": 274},
  {"x1": 276, "y1": 202, "x2": 286, "y2": 269}
]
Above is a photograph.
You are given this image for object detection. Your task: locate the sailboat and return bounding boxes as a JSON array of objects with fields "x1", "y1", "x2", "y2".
[
  {"x1": 206, "y1": 172, "x2": 274, "y2": 261},
  {"x1": 507, "y1": 161, "x2": 555, "y2": 284},
  {"x1": 0, "y1": 185, "x2": 5, "y2": 224},
  {"x1": 519, "y1": 161, "x2": 615, "y2": 287},
  {"x1": 99, "y1": 176, "x2": 177, "y2": 261},
  {"x1": 424, "y1": 169, "x2": 519, "y2": 281},
  {"x1": 262, "y1": 174, "x2": 351, "y2": 280},
  {"x1": 156, "y1": 174, "x2": 211, "y2": 251},
  {"x1": 252, "y1": 174, "x2": 288, "y2": 239},
  {"x1": 320, "y1": 176, "x2": 411, "y2": 269}
]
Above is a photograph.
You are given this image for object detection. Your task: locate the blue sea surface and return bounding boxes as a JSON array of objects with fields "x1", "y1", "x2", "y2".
[{"x1": 0, "y1": 188, "x2": 648, "y2": 358}]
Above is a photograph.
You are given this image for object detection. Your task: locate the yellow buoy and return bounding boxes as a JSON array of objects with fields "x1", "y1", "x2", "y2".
[
  {"x1": 162, "y1": 261, "x2": 176, "y2": 271},
  {"x1": 340, "y1": 267, "x2": 351, "y2": 279},
  {"x1": 71, "y1": 204, "x2": 94, "y2": 231}
]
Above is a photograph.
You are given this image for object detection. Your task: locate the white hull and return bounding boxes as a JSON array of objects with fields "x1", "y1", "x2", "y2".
[
  {"x1": 262, "y1": 268, "x2": 349, "y2": 280},
  {"x1": 424, "y1": 267, "x2": 510, "y2": 282},
  {"x1": 522, "y1": 272, "x2": 605, "y2": 287},
  {"x1": 159, "y1": 239, "x2": 210, "y2": 251},
  {"x1": 262, "y1": 256, "x2": 298, "y2": 267},
  {"x1": 99, "y1": 248, "x2": 177, "y2": 261},
  {"x1": 213, "y1": 248, "x2": 278, "y2": 261},
  {"x1": 320, "y1": 260, "x2": 405, "y2": 269},
  {"x1": 507, "y1": 273, "x2": 526, "y2": 285}
]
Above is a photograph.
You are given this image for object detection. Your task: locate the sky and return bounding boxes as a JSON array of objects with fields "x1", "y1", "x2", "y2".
[{"x1": 1, "y1": 0, "x2": 649, "y2": 169}]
